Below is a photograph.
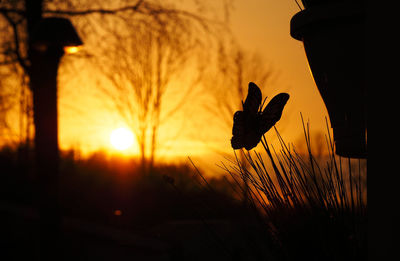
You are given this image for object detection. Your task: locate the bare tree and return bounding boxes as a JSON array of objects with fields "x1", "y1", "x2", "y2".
[
  {"x1": 0, "y1": 72, "x2": 15, "y2": 141},
  {"x1": 0, "y1": 1, "x2": 32, "y2": 147},
  {"x1": 200, "y1": 40, "x2": 279, "y2": 204},
  {"x1": 92, "y1": 3, "x2": 217, "y2": 171},
  {"x1": 0, "y1": 0, "x2": 229, "y2": 258},
  {"x1": 0, "y1": 0, "x2": 229, "y2": 165},
  {"x1": 203, "y1": 40, "x2": 279, "y2": 152}
]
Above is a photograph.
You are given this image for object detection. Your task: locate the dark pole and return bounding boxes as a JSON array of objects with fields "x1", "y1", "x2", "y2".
[
  {"x1": 28, "y1": 16, "x2": 82, "y2": 260},
  {"x1": 24, "y1": 1, "x2": 58, "y2": 259},
  {"x1": 30, "y1": 45, "x2": 64, "y2": 260}
]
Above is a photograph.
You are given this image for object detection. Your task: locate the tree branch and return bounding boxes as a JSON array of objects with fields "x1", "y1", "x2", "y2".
[
  {"x1": 43, "y1": 0, "x2": 218, "y2": 33},
  {"x1": 44, "y1": 0, "x2": 144, "y2": 16},
  {"x1": 0, "y1": 8, "x2": 25, "y2": 15},
  {"x1": 2, "y1": 12, "x2": 29, "y2": 72}
]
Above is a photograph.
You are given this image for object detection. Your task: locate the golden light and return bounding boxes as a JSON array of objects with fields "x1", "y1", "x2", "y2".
[
  {"x1": 64, "y1": 46, "x2": 81, "y2": 54},
  {"x1": 110, "y1": 127, "x2": 134, "y2": 151}
]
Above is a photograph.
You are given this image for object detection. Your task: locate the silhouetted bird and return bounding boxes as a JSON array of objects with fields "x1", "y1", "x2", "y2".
[{"x1": 231, "y1": 82, "x2": 289, "y2": 150}]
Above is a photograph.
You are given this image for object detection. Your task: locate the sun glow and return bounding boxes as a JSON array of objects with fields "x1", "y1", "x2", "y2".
[{"x1": 110, "y1": 128, "x2": 134, "y2": 151}]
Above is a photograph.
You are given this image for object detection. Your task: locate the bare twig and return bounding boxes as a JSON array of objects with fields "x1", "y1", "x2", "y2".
[{"x1": 1, "y1": 12, "x2": 28, "y2": 72}]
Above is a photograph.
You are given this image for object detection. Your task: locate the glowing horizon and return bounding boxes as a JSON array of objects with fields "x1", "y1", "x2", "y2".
[{"x1": 0, "y1": 1, "x2": 331, "y2": 167}]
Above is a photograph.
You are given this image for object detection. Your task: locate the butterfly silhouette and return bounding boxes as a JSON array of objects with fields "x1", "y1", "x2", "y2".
[{"x1": 231, "y1": 82, "x2": 289, "y2": 150}]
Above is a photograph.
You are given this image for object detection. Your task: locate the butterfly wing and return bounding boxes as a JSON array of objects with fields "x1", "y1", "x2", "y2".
[
  {"x1": 231, "y1": 135, "x2": 244, "y2": 150},
  {"x1": 232, "y1": 82, "x2": 277, "y2": 150},
  {"x1": 258, "y1": 93, "x2": 290, "y2": 135},
  {"x1": 231, "y1": 110, "x2": 262, "y2": 150},
  {"x1": 231, "y1": 83, "x2": 261, "y2": 150},
  {"x1": 243, "y1": 131, "x2": 262, "y2": 150},
  {"x1": 243, "y1": 82, "x2": 262, "y2": 114},
  {"x1": 231, "y1": 111, "x2": 246, "y2": 149}
]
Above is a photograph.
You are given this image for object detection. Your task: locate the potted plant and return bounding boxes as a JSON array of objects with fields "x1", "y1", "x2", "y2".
[{"x1": 290, "y1": 0, "x2": 366, "y2": 158}]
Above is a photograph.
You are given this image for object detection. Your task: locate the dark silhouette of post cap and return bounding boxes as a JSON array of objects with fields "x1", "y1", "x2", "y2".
[
  {"x1": 31, "y1": 17, "x2": 83, "y2": 52},
  {"x1": 290, "y1": 2, "x2": 364, "y2": 41}
]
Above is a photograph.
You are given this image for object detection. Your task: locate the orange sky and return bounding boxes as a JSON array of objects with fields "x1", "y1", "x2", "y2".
[
  {"x1": 58, "y1": 1, "x2": 329, "y2": 161},
  {"x1": 189, "y1": 0, "x2": 330, "y2": 171},
  {"x1": 229, "y1": 0, "x2": 328, "y2": 127},
  {"x1": 2, "y1": 0, "x2": 330, "y2": 173}
]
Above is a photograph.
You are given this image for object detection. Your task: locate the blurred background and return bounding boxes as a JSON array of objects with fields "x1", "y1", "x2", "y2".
[
  {"x1": 1, "y1": 1, "x2": 354, "y2": 260},
  {"x1": 0, "y1": 0, "x2": 328, "y2": 171}
]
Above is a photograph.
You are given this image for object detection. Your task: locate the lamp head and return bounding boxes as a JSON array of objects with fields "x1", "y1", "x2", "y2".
[{"x1": 31, "y1": 17, "x2": 83, "y2": 53}]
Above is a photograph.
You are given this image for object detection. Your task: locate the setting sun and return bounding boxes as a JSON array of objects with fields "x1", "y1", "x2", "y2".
[{"x1": 110, "y1": 128, "x2": 134, "y2": 151}]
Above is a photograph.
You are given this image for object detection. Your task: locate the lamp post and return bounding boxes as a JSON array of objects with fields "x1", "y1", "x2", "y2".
[{"x1": 30, "y1": 17, "x2": 83, "y2": 260}]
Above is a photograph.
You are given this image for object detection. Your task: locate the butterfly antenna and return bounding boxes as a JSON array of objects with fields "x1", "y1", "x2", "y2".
[
  {"x1": 260, "y1": 96, "x2": 268, "y2": 112},
  {"x1": 294, "y1": 0, "x2": 303, "y2": 10}
]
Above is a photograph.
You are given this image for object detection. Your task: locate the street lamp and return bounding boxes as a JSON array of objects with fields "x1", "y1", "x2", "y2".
[{"x1": 30, "y1": 17, "x2": 83, "y2": 260}]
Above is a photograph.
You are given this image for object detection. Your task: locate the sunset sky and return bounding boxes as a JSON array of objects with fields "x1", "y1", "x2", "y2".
[
  {"x1": 2, "y1": 0, "x2": 330, "y2": 171},
  {"x1": 57, "y1": 0, "x2": 329, "y2": 161}
]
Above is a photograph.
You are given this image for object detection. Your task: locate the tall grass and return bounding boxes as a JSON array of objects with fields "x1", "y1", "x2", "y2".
[{"x1": 219, "y1": 119, "x2": 367, "y2": 260}]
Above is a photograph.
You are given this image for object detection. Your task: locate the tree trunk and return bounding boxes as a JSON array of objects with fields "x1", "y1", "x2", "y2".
[{"x1": 149, "y1": 35, "x2": 163, "y2": 171}]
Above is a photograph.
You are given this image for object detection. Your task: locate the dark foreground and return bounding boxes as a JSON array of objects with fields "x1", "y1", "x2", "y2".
[{"x1": 1, "y1": 200, "x2": 273, "y2": 261}]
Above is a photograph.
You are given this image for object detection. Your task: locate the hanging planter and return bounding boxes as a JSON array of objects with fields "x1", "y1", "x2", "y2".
[{"x1": 290, "y1": 1, "x2": 366, "y2": 158}]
